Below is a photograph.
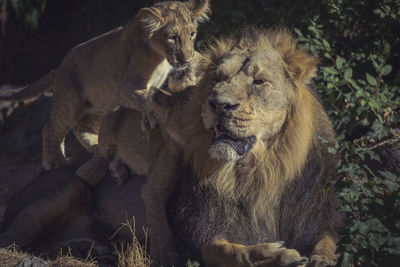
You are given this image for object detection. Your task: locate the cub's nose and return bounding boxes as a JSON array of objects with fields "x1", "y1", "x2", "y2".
[{"x1": 208, "y1": 99, "x2": 240, "y2": 113}]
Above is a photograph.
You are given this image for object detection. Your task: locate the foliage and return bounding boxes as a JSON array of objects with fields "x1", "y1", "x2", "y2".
[
  {"x1": 0, "y1": 0, "x2": 48, "y2": 36},
  {"x1": 293, "y1": 1, "x2": 400, "y2": 266}
]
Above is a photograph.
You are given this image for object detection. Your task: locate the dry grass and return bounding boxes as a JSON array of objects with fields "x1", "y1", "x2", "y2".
[
  {"x1": 51, "y1": 248, "x2": 97, "y2": 267},
  {"x1": 112, "y1": 217, "x2": 152, "y2": 267},
  {"x1": 0, "y1": 244, "x2": 97, "y2": 267},
  {"x1": 0, "y1": 244, "x2": 30, "y2": 267},
  {"x1": 0, "y1": 217, "x2": 151, "y2": 267}
]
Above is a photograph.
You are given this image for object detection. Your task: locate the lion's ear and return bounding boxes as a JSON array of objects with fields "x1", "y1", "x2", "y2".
[
  {"x1": 284, "y1": 49, "x2": 320, "y2": 85},
  {"x1": 137, "y1": 7, "x2": 165, "y2": 33},
  {"x1": 187, "y1": 0, "x2": 211, "y2": 22}
]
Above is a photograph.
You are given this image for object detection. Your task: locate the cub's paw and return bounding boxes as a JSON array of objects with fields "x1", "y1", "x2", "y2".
[
  {"x1": 248, "y1": 242, "x2": 308, "y2": 267},
  {"x1": 76, "y1": 157, "x2": 108, "y2": 186},
  {"x1": 309, "y1": 255, "x2": 336, "y2": 267}
]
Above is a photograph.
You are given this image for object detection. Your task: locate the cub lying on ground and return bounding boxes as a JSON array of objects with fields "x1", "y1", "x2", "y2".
[{"x1": 0, "y1": 0, "x2": 210, "y2": 170}]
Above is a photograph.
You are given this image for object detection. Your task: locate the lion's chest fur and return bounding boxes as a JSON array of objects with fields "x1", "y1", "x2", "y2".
[{"x1": 170, "y1": 165, "x2": 282, "y2": 247}]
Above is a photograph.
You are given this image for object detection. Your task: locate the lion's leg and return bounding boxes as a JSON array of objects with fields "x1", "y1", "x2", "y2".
[
  {"x1": 309, "y1": 235, "x2": 337, "y2": 267},
  {"x1": 72, "y1": 114, "x2": 102, "y2": 153},
  {"x1": 201, "y1": 237, "x2": 309, "y2": 267},
  {"x1": 141, "y1": 145, "x2": 179, "y2": 266},
  {"x1": 43, "y1": 93, "x2": 86, "y2": 170},
  {"x1": 0, "y1": 179, "x2": 87, "y2": 248}
]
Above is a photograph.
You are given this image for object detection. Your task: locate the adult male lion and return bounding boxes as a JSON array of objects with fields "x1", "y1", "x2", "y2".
[
  {"x1": 1, "y1": 27, "x2": 341, "y2": 267},
  {"x1": 0, "y1": 0, "x2": 210, "y2": 170},
  {"x1": 166, "y1": 26, "x2": 342, "y2": 266}
]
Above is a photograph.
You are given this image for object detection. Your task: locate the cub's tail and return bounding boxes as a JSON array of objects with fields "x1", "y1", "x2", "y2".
[{"x1": 0, "y1": 70, "x2": 55, "y2": 101}]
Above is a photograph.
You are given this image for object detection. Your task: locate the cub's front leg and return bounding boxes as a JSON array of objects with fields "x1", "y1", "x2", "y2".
[
  {"x1": 119, "y1": 82, "x2": 158, "y2": 130},
  {"x1": 141, "y1": 141, "x2": 181, "y2": 266},
  {"x1": 201, "y1": 237, "x2": 309, "y2": 267}
]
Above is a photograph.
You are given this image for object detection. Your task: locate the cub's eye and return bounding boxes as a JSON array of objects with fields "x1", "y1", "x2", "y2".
[
  {"x1": 190, "y1": 32, "x2": 197, "y2": 39},
  {"x1": 253, "y1": 79, "x2": 266, "y2": 85}
]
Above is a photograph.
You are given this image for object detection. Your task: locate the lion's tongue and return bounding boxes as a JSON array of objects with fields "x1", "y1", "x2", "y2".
[{"x1": 220, "y1": 136, "x2": 254, "y2": 155}]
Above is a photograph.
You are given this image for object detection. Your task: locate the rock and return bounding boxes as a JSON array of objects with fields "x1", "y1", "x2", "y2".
[{"x1": 15, "y1": 257, "x2": 49, "y2": 267}]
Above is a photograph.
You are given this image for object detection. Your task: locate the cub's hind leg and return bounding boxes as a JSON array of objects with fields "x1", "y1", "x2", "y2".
[
  {"x1": 72, "y1": 114, "x2": 102, "y2": 153},
  {"x1": 76, "y1": 112, "x2": 117, "y2": 186},
  {"x1": 42, "y1": 90, "x2": 87, "y2": 170}
]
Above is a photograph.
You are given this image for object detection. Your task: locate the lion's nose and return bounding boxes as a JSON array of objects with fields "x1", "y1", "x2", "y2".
[{"x1": 208, "y1": 99, "x2": 240, "y2": 113}]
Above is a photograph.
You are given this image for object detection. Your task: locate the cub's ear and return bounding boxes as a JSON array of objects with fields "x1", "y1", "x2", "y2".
[
  {"x1": 284, "y1": 49, "x2": 320, "y2": 85},
  {"x1": 137, "y1": 7, "x2": 164, "y2": 33},
  {"x1": 187, "y1": 0, "x2": 211, "y2": 22}
]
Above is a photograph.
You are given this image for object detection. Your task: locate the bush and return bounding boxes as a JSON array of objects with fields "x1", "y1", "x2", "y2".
[{"x1": 293, "y1": 1, "x2": 400, "y2": 266}]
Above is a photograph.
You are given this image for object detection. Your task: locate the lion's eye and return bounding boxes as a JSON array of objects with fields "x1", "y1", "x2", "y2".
[
  {"x1": 253, "y1": 79, "x2": 266, "y2": 85},
  {"x1": 190, "y1": 32, "x2": 197, "y2": 39}
]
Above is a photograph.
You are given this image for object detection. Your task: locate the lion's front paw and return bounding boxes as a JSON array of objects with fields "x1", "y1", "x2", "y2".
[
  {"x1": 309, "y1": 255, "x2": 336, "y2": 267},
  {"x1": 247, "y1": 242, "x2": 308, "y2": 267}
]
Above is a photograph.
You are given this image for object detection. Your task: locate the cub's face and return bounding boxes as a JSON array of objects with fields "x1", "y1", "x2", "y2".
[
  {"x1": 201, "y1": 48, "x2": 295, "y2": 161},
  {"x1": 138, "y1": 0, "x2": 210, "y2": 69},
  {"x1": 151, "y1": 21, "x2": 198, "y2": 68}
]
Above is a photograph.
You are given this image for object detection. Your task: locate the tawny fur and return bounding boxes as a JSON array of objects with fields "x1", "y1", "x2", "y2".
[{"x1": 0, "y1": 0, "x2": 210, "y2": 170}]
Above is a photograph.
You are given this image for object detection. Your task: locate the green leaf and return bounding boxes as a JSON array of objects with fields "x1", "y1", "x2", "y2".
[
  {"x1": 368, "y1": 98, "x2": 380, "y2": 109},
  {"x1": 328, "y1": 147, "x2": 337, "y2": 154},
  {"x1": 340, "y1": 252, "x2": 353, "y2": 267},
  {"x1": 322, "y1": 39, "x2": 331, "y2": 50},
  {"x1": 366, "y1": 73, "x2": 377, "y2": 86},
  {"x1": 344, "y1": 68, "x2": 352, "y2": 80},
  {"x1": 336, "y1": 56, "x2": 346, "y2": 69},
  {"x1": 381, "y1": 65, "x2": 392, "y2": 76},
  {"x1": 323, "y1": 67, "x2": 338, "y2": 75},
  {"x1": 293, "y1": 28, "x2": 303, "y2": 37},
  {"x1": 383, "y1": 43, "x2": 391, "y2": 55}
]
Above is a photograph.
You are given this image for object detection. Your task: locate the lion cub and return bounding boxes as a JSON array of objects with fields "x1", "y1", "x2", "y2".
[
  {"x1": 76, "y1": 54, "x2": 204, "y2": 265},
  {"x1": 0, "y1": 0, "x2": 210, "y2": 170}
]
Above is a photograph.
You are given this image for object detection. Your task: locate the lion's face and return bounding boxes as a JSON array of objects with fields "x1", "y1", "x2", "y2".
[
  {"x1": 201, "y1": 48, "x2": 295, "y2": 161},
  {"x1": 138, "y1": 0, "x2": 210, "y2": 69}
]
